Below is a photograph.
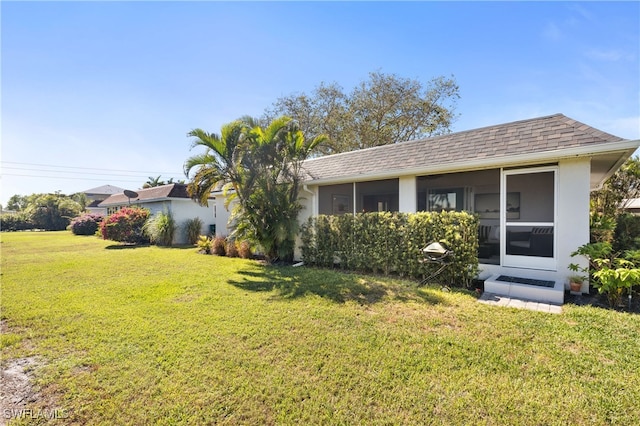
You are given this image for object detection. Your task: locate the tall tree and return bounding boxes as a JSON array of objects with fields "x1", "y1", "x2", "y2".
[
  {"x1": 6, "y1": 194, "x2": 29, "y2": 211},
  {"x1": 27, "y1": 194, "x2": 82, "y2": 231},
  {"x1": 184, "y1": 116, "x2": 326, "y2": 262},
  {"x1": 264, "y1": 72, "x2": 459, "y2": 155}
]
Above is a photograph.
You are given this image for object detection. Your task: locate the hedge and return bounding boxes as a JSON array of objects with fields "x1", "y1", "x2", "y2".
[
  {"x1": 300, "y1": 211, "x2": 479, "y2": 287},
  {"x1": 0, "y1": 212, "x2": 33, "y2": 231}
]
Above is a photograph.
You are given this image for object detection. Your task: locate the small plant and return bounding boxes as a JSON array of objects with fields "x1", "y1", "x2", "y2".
[
  {"x1": 571, "y1": 242, "x2": 640, "y2": 307},
  {"x1": 568, "y1": 275, "x2": 584, "y2": 284},
  {"x1": 144, "y1": 210, "x2": 176, "y2": 246},
  {"x1": 592, "y1": 258, "x2": 640, "y2": 307},
  {"x1": 226, "y1": 238, "x2": 239, "y2": 258},
  {"x1": 70, "y1": 213, "x2": 104, "y2": 236},
  {"x1": 238, "y1": 241, "x2": 252, "y2": 259},
  {"x1": 212, "y1": 236, "x2": 226, "y2": 256},
  {"x1": 196, "y1": 235, "x2": 212, "y2": 254},
  {"x1": 567, "y1": 274, "x2": 584, "y2": 293},
  {"x1": 184, "y1": 217, "x2": 203, "y2": 245}
]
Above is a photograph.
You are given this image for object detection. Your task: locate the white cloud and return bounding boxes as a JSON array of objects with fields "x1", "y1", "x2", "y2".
[
  {"x1": 542, "y1": 22, "x2": 562, "y2": 41},
  {"x1": 585, "y1": 49, "x2": 634, "y2": 62}
]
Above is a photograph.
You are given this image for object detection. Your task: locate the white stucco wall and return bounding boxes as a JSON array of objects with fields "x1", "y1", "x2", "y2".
[
  {"x1": 212, "y1": 194, "x2": 232, "y2": 238},
  {"x1": 398, "y1": 176, "x2": 417, "y2": 213},
  {"x1": 143, "y1": 199, "x2": 215, "y2": 245},
  {"x1": 294, "y1": 186, "x2": 318, "y2": 260},
  {"x1": 557, "y1": 158, "x2": 591, "y2": 291}
]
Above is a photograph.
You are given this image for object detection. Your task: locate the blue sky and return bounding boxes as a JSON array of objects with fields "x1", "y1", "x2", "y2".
[{"x1": 2, "y1": 1, "x2": 639, "y2": 206}]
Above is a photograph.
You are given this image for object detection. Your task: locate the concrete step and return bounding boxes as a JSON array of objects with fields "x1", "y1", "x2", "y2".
[{"x1": 484, "y1": 274, "x2": 564, "y2": 304}]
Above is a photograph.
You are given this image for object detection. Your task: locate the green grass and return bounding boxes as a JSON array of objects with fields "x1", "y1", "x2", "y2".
[{"x1": 2, "y1": 231, "x2": 640, "y2": 425}]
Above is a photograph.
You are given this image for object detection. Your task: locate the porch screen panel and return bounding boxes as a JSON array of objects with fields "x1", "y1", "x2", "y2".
[{"x1": 504, "y1": 169, "x2": 555, "y2": 260}]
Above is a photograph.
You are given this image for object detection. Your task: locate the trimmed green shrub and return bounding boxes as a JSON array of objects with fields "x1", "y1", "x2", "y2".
[
  {"x1": 100, "y1": 207, "x2": 150, "y2": 244},
  {"x1": 300, "y1": 211, "x2": 479, "y2": 287},
  {"x1": 0, "y1": 212, "x2": 33, "y2": 231},
  {"x1": 144, "y1": 210, "x2": 176, "y2": 246},
  {"x1": 70, "y1": 213, "x2": 104, "y2": 235},
  {"x1": 184, "y1": 217, "x2": 203, "y2": 245}
]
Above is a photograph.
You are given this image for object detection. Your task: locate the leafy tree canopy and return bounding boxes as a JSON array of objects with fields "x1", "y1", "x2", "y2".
[
  {"x1": 263, "y1": 71, "x2": 459, "y2": 155},
  {"x1": 6, "y1": 194, "x2": 33, "y2": 211},
  {"x1": 26, "y1": 193, "x2": 83, "y2": 230}
]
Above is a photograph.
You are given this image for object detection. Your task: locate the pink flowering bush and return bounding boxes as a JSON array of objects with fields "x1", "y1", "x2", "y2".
[
  {"x1": 100, "y1": 207, "x2": 150, "y2": 244},
  {"x1": 70, "y1": 213, "x2": 104, "y2": 235}
]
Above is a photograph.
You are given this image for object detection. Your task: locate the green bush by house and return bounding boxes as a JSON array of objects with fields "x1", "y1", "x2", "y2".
[{"x1": 300, "y1": 211, "x2": 479, "y2": 287}]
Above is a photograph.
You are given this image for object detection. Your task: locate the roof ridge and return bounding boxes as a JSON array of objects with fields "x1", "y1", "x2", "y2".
[
  {"x1": 303, "y1": 113, "x2": 568, "y2": 163},
  {"x1": 555, "y1": 114, "x2": 623, "y2": 140}
]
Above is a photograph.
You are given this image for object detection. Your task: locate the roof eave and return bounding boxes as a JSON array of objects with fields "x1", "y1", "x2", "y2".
[
  {"x1": 303, "y1": 139, "x2": 640, "y2": 186},
  {"x1": 99, "y1": 196, "x2": 212, "y2": 207}
]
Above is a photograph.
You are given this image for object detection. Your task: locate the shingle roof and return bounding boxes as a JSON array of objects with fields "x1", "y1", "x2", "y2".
[
  {"x1": 82, "y1": 184, "x2": 125, "y2": 195},
  {"x1": 99, "y1": 183, "x2": 191, "y2": 206},
  {"x1": 300, "y1": 114, "x2": 625, "y2": 182}
]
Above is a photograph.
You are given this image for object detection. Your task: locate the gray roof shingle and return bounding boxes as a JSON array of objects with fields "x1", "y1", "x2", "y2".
[
  {"x1": 300, "y1": 114, "x2": 624, "y2": 182},
  {"x1": 99, "y1": 183, "x2": 191, "y2": 206},
  {"x1": 82, "y1": 184, "x2": 125, "y2": 195}
]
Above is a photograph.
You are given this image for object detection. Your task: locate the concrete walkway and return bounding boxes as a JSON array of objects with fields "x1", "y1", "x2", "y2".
[{"x1": 478, "y1": 292, "x2": 563, "y2": 314}]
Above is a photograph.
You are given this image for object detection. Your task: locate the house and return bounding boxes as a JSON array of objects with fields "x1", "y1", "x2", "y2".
[
  {"x1": 209, "y1": 114, "x2": 638, "y2": 303},
  {"x1": 81, "y1": 184, "x2": 125, "y2": 215},
  {"x1": 623, "y1": 198, "x2": 640, "y2": 215},
  {"x1": 99, "y1": 183, "x2": 215, "y2": 245},
  {"x1": 288, "y1": 113, "x2": 639, "y2": 304}
]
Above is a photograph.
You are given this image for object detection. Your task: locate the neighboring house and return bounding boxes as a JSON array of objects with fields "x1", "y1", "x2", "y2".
[
  {"x1": 99, "y1": 183, "x2": 215, "y2": 245},
  {"x1": 82, "y1": 185, "x2": 125, "y2": 215},
  {"x1": 623, "y1": 198, "x2": 640, "y2": 215}
]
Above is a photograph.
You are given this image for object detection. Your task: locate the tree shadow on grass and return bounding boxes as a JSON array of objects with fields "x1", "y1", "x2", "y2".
[
  {"x1": 105, "y1": 243, "x2": 151, "y2": 250},
  {"x1": 105, "y1": 244, "x2": 195, "y2": 250},
  {"x1": 228, "y1": 265, "x2": 449, "y2": 306}
]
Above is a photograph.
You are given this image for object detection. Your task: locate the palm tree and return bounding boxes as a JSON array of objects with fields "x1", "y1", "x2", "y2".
[
  {"x1": 184, "y1": 116, "x2": 326, "y2": 262},
  {"x1": 142, "y1": 176, "x2": 164, "y2": 188}
]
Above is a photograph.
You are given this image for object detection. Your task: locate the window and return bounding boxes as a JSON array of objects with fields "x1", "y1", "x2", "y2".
[{"x1": 428, "y1": 188, "x2": 464, "y2": 212}]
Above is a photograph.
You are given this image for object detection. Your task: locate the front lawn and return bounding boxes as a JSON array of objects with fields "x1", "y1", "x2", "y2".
[{"x1": 2, "y1": 232, "x2": 639, "y2": 424}]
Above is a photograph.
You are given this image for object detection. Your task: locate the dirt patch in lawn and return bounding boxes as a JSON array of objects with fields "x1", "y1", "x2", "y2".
[
  {"x1": 0, "y1": 357, "x2": 42, "y2": 425},
  {"x1": 0, "y1": 321, "x2": 67, "y2": 424}
]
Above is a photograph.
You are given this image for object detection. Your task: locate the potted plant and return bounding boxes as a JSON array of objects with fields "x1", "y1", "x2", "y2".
[
  {"x1": 568, "y1": 259, "x2": 589, "y2": 294},
  {"x1": 568, "y1": 275, "x2": 584, "y2": 293}
]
